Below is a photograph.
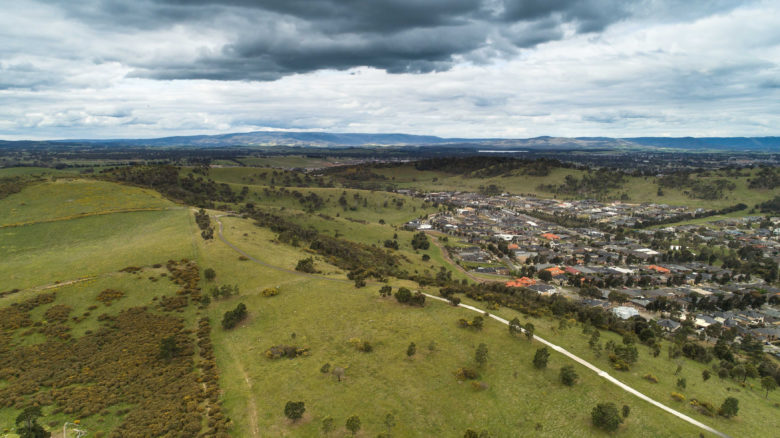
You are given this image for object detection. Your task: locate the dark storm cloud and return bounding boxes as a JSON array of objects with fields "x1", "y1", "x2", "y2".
[{"x1": 47, "y1": 0, "x2": 691, "y2": 81}]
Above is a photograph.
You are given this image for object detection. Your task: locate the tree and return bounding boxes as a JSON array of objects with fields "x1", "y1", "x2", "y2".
[
  {"x1": 221, "y1": 302, "x2": 247, "y2": 329},
  {"x1": 676, "y1": 378, "x2": 686, "y2": 390},
  {"x1": 395, "y1": 287, "x2": 412, "y2": 303},
  {"x1": 407, "y1": 342, "x2": 416, "y2": 358},
  {"x1": 475, "y1": 343, "x2": 488, "y2": 367},
  {"x1": 538, "y1": 270, "x2": 553, "y2": 282},
  {"x1": 509, "y1": 317, "x2": 522, "y2": 336},
  {"x1": 591, "y1": 402, "x2": 623, "y2": 432},
  {"x1": 622, "y1": 405, "x2": 630, "y2": 418},
  {"x1": 158, "y1": 336, "x2": 180, "y2": 361},
  {"x1": 411, "y1": 232, "x2": 430, "y2": 250},
  {"x1": 731, "y1": 365, "x2": 746, "y2": 382},
  {"x1": 320, "y1": 363, "x2": 331, "y2": 374},
  {"x1": 524, "y1": 322, "x2": 535, "y2": 341},
  {"x1": 702, "y1": 369, "x2": 711, "y2": 381},
  {"x1": 284, "y1": 401, "x2": 305, "y2": 422},
  {"x1": 204, "y1": 267, "x2": 216, "y2": 281},
  {"x1": 295, "y1": 257, "x2": 316, "y2": 273},
  {"x1": 384, "y1": 413, "x2": 396, "y2": 435},
  {"x1": 321, "y1": 416, "x2": 335, "y2": 435},
  {"x1": 379, "y1": 285, "x2": 392, "y2": 297},
  {"x1": 346, "y1": 415, "x2": 361, "y2": 435},
  {"x1": 588, "y1": 330, "x2": 600, "y2": 348},
  {"x1": 533, "y1": 347, "x2": 549, "y2": 369},
  {"x1": 15, "y1": 406, "x2": 50, "y2": 438},
  {"x1": 762, "y1": 376, "x2": 777, "y2": 398},
  {"x1": 560, "y1": 365, "x2": 578, "y2": 386},
  {"x1": 720, "y1": 397, "x2": 739, "y2": 418}
]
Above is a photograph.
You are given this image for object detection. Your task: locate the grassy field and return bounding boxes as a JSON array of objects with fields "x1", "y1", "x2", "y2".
[
  {"x1": 0, "y1": 179, "x2": 174, "y2": 227},
  {"x1": 198, "y1": 225, "x2": 712, "y2": 437},
  {"x1": 469, "y1": 297, "x2": 780, "y2": 438},
  {"x1": 0, "y1": 209, "x2": 194, "y2": 292},
  {"x1": 0, "y1": 179, "x2": 194, "y2": 291},
  {"x1": 361, "y1": 164, "x2": 777, "y2": 210},
  {"x1": 235, "y1": 156, "x2": 344, "y2": 169}
]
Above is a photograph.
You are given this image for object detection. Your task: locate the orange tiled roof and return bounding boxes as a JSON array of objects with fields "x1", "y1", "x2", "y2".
[
  {"x1": 541, "y1": 233, "x2": 560, "y2": 240},
  {"x1": 506, "y1": 277, "x2": 536, "y2": 287},
  {"x1": 545, "y1": 266, "x2": 566, "y2": 276},
  {"x1": 646, "y1": 265, "x2": 670, "y2": 274}
]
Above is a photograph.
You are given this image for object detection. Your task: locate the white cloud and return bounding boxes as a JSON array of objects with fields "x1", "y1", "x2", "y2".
[{"x1": 0, "y1": 0, "x2": 778, "y2": 139}]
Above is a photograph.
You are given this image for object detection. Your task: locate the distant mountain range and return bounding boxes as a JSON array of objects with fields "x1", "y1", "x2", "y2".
[{"x1": 1, "y1": 131, "x2": 779, "y2": 151}]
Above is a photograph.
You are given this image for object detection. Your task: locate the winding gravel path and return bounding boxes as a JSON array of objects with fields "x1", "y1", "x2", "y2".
[{"x1": 422, "y1": 293, "x2": 730, "y2": 438}]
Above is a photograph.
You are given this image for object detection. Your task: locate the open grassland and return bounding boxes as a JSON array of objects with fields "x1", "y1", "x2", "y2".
[
  {"x1": 361, "y1": 164, "x2": 778, "y2": 210},
  {"x1": 470, "y1": 297, "x2": 780, "y2": 438},
  {"x1": 0, "y1": 179, "x2": 174, "y2": 227},
  {"x1": 201, "y1": 219, "x2": 718, "y2": 437},
  {"x1": 0, "y1": 209, "x2": 194, "y2": 291},
  {"x1": 236, "y1": 156, "x2": 344, "y2": 169},
  {"x1": 0, "y1": 167, "x2": 77, "y2": 178},
  {"x1": 203, "y1": 259, "x2": 707, "y2": 436},
  {"x1": 372, "y1": 164, "x2": 578, "y2": 197}
]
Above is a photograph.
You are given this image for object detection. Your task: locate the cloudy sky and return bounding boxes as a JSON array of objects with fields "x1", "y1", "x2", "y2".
[{"x1": 1, "y1": 0, "x2": 779, "y2": 140}]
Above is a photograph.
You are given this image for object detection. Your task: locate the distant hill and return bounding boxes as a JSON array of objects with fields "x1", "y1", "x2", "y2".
[{"x1": 1, "y1": 131, "x2": 778, "y2": 151}]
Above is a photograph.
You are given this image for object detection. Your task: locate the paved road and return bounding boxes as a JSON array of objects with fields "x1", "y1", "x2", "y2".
[
  {"x1": 422, "y1": 293, "x2": 731, "y2": 438},
  {"x1": 214, "y1": 214, "x2": 729, "y2": 438}
]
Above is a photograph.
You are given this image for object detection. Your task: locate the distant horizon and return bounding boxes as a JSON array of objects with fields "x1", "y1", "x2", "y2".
[{"x1": 3, "y1": 129, "x2": 780, "y2": 143}]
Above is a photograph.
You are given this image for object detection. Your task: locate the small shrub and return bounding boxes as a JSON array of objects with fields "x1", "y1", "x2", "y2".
[
  {"x1": 454, "y1": 367, "x2": 480, "y2": 381},
  {"x1": 670, "y1": 392, "x2": 686, "y2": 402},
  {"x1": 643, "y1": 374, "x2": 659, "y2": 383},
  {"x1": 265, "y1": 345, "x2": 310, "y2": 360},
  {"x1": 262, "y1": 287, "x2": 280, "y2": 297}
]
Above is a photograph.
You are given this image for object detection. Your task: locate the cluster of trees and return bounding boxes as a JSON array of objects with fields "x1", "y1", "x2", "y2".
[
  {"x1": 251, "y1": 209, "x2": 402, "y2": 279},
  {"x1": 0, "y1": 175, "x2": 34, "y2": 200},
  {"x1": 657, "y1": 171, "x2": 740, "y2": 200},
  {"x1": 758, "y1": 195, "x2": 780, "y2": 213},
  {"x1": 104, "y1": 165, "x2": 246, "y2": 207},
  {"x1": 411, "y1": 232, "x2": 430, "y2": 250},
  {"x1": 538, "y1": 169, "x2": 626, "y2": 198},
  {"x1": 748, "y1": 167, "x2": 779, "y2": 190},
  {"x1": 209, "y1": 284, "x2": 239, "y2": 300},
  {"x1": 458, "y1": 315, "x2": 484, "y2": 330},
  {"x1": 266, "y1": 345, "x2": 309, "y2": 359},
  {"x1": 394, "y1": 287, "x2": 426, "y2": 306},
  {"x1": 221, "y1": 303, "x2": 247, "y2": 329},
  {"x1": 194, "y1": 208, "x2": 214, "y2": 239},
  {"x1": 383, "y1": 239, "x2": 399, "y2": 250},
  {"x1": 248, "y1": 168, "x2": 332, "y2": 188}
]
